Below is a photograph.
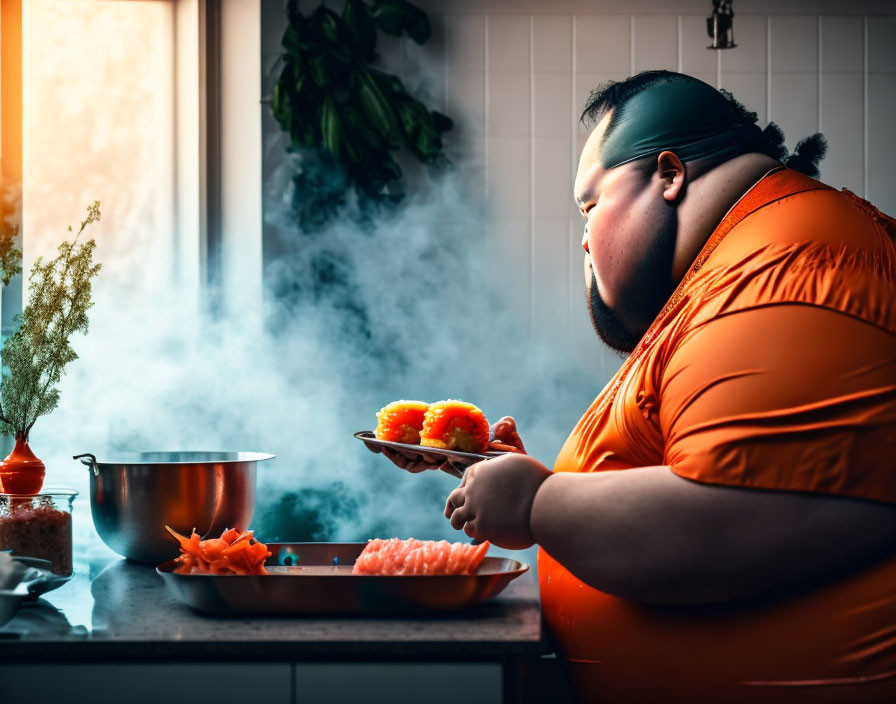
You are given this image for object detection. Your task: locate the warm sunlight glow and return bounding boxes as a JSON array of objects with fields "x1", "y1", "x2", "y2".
[{"x1": 22, "y1": 0, "x2": 175, "y2": 299}]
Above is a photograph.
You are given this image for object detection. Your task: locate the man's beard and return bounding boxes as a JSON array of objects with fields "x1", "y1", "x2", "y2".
[
  {"x1": 586, "y1": 271, "x2": 642, "y2": 354},
  {"x1": 585, "y1": 210, "x2": 678, "y2": 355}
]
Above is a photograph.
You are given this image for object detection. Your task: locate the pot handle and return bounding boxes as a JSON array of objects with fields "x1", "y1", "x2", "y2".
[{"x1": 73, "y1": 453, "x2": 99, "y2": 477}]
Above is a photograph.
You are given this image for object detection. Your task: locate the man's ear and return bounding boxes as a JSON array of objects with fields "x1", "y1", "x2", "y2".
[{"x1": 656, "y1": 151, "x2": 686, "y2": 204}]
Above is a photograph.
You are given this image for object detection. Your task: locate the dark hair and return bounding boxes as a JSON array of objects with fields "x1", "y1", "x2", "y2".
[{"x1": 581, "y1": 70, "x2": 827, "y2": 178}]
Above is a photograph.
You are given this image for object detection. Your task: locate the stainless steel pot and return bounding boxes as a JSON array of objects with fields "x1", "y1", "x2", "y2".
[{"x1": 74, "y1": 451, "x2": 274, "y2": 564}]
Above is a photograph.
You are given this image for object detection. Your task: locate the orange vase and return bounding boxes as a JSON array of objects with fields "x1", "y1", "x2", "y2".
[{"x1": 0, "y1": 436, "x2": 46, "y2": 494}]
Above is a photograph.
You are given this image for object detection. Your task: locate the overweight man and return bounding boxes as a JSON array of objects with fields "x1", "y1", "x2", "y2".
[{"x1": 379, "y1": 71, "x2": 896, "y2": 703}]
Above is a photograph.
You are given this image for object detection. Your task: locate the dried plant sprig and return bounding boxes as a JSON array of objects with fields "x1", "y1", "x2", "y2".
[{"x1": 0, "y1": 201, "x2": 102, "y2": 441}]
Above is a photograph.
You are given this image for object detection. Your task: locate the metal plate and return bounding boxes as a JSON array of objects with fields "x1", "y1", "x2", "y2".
[
  {"x1": 157, "y1": 542, "x2": 529, "y2": 616},
  {"x1": 354, "y1": 431, "x2": 508, "y2": 475},
  {"x1": 13, "y1": 557, "x2": 71, "y2": 599}
]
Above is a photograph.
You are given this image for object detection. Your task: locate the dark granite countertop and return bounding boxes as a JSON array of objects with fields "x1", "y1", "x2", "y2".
[{"x1": 0, "y1": 557, "x2": 547, "y2": 661}]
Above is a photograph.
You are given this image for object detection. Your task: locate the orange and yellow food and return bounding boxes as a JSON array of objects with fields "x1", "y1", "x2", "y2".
[
  {"x1": 166, "y1": 526, "x2": 271, "y2": 575},
  {"x1": 352, "y1": 538, "x2": 490, "y2": 575},
  {"x1": 375, "y1": 400, "x2": 430, "y2": 444},
  {"x1": 420, "y1": 400, "x2": 490, "y2": 454}
]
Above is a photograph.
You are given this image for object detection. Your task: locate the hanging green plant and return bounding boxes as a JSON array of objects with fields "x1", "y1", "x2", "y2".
[{"x1": 271, "y1": 0, "x2": 452, "y2": 231}]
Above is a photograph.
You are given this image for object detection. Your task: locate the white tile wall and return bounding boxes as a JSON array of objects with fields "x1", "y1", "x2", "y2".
[
  {"x1": 575, "y1": 16, "x2": 631, "y2": 75},
  {"x1": 866, "y1": 72, "x2": 896, "y2": 210},
  {"x1": 820, "y1": 16, "x2": 865, "y2": 194},
  {"x1": 821, "y1": 73, "x2": 864, "y2": 193},
  {"x1": 633, "y1": 15, "x2": 678, "y2": 73},
  {"x1": 532, "y1": 15, "x2": 572, "y2": 73},
  {"x1": 770, "y1": 16, "x2": 819, "y2": 73},
  {"x1": 821, "y1": 15, "x2": 864, "y2": 73},
  {"x1": 488, "y1": 14, "x2": 530, "y2": 72},
  {"x1": 262, "y1": 1, "x2": 896, "y2": 387},
  {"x1": 679, "y1": 15, "x2": 718, "y2": 79},
  {"x1": 867, "y1": 15, "x2": 896, "y2": 71},
  {"x1": 433, "y1": 8, "x2": 896, "y2": 384},
  {"x1": 721, "y1": 15, "x2": 767, "y2": 70}
]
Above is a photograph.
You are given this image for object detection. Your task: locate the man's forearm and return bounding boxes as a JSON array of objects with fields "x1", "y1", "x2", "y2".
[
  {"x1": 529, "y1": 466, "x2": 896, "y2": 605},
  {"x1": 529, "y1": 467, "x2": 697, "y2": 603}
]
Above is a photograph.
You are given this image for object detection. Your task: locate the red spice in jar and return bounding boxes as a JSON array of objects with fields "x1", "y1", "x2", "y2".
[{"x1": 0, "y1": 502, "x2": 73, "y2": 576}]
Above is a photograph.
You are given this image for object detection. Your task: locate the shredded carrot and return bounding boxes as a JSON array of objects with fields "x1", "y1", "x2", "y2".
[{"x1": 165, "y1": 526, "x2": 271, "y2": 575}]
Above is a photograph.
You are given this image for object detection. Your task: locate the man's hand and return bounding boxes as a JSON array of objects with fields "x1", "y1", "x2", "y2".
[
  {"x1": 361, "y1": 438, "x2": 464, "y2": 476},
  {"x1": 366, "y1": 443, "x2": 449, "y2": 473},
  {"x1": 489, "y1": 416, "x2": 526, "y2": 453},
  {"x1": 444, "y1": 453, "x2": 551, "y2": 549}
]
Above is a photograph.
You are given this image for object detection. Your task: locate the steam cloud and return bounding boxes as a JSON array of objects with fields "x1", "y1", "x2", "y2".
[
  {"x1": 36, "y1": 160, "x2": 599, "y2": 565},
  {"x1": 23, "y1": 18, "x2": 609, "y2": 566}
]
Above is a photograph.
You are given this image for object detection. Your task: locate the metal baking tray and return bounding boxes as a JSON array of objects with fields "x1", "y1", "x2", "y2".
[
  {"x1": 354, "y1": 431, "x2": 508, "y2": 476},
  {"x1": 157, "y1": 542, "x2": 528, "y2": 616}
]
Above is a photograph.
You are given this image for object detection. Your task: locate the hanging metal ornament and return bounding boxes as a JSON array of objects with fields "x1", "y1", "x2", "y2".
[{"x1": 707, "y1": 0, "x2": 737, "y2": 49}]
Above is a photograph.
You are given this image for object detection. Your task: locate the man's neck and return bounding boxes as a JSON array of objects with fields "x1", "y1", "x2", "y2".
[{"x1": 671, "y1": 152, "x2": 783, "y2": 282}]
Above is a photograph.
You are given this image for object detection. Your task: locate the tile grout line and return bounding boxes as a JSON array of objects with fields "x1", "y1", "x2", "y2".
[
  {"x1": 676, "y1": 15, "x2": 682, "y2": 73},
  {"x1": 570, "y1": 14, "x2": 577, "y2": 354},
  {"x1": 530, "y1": 14, "x2": 535, "y2": 345},
  {"x1": 817, "y1": 15, "x2": 822, "y2": 133},
  {"x1": 766, "y1": 16, "x2": 772, "y2": 124},
  {"x1": 863, "y1": 15, "x2": 868, "y2": 198},
  {"x1": 484, "y1": 15, "x2": 490, "y2": 194},
  {"x1": 716, "y1": 37, "x2": 722, "y2": 88}
]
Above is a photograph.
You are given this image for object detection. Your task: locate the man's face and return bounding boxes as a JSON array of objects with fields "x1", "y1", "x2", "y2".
[{"x1": 575, "y1": 112, "x2": 677, "y2": 354}]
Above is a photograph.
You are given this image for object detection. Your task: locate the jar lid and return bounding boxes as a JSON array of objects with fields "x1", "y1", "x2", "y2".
[{"x1": 0, "y1": 486, "x2": 78, "y2": 498}]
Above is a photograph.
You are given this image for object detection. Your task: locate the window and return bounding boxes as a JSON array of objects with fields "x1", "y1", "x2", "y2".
[{"x1": 22, "y1": 0, "x2": 177, "y2": 307}]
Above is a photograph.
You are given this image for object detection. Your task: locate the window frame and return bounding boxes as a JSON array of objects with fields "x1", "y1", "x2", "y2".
[
  {"x1": 177, "y1": 0, "x2": 263, "y2": 323},
  {"x1": 1, "y1": 0, "x2": 262, "y2": 331}
]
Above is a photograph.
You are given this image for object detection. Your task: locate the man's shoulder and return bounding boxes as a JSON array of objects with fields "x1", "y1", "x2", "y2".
[
  {"x1": 682, "y1": 186, "x2": 896, "y2": 334},
  {"x1": 711, "y1": 185, "x2": 895, "y2": 262}
]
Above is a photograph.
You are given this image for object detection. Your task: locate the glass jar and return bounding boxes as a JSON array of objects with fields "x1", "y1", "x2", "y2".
[{"x1": 0, "y1": 487, "x2": 77, "y2": 576}]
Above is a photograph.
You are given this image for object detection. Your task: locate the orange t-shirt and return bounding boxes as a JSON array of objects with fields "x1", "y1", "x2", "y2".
[{"x1": 538, "y1": 168, "x2": 896, "y2": 703}]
